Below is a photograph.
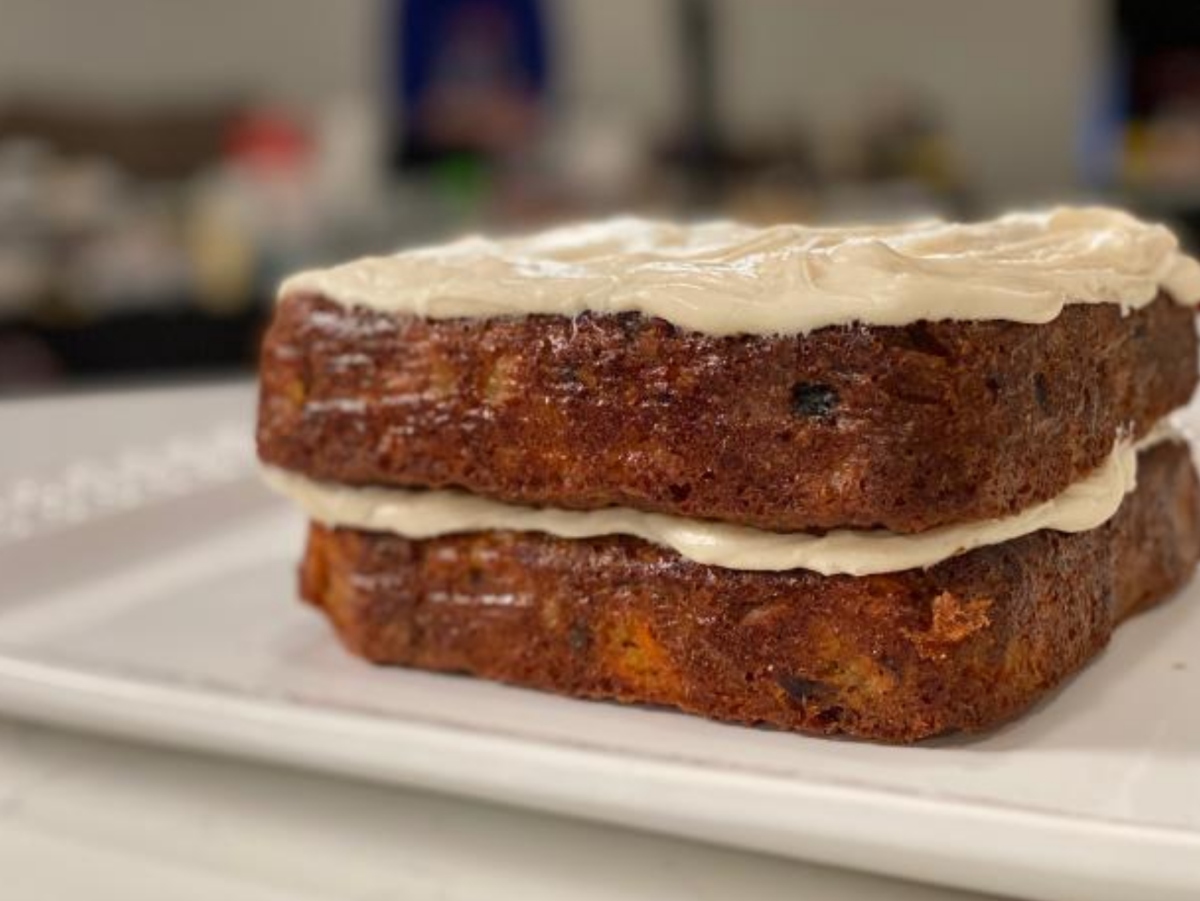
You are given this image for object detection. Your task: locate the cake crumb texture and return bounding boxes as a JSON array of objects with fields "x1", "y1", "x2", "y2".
[{"x1": 259, "y1": 292, "x2": 1197, "y2": 533}]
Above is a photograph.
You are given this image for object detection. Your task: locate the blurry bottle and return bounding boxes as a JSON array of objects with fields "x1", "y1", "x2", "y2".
[{"x1": 186, "y1": 109, "x2": 317, "y2": 313}]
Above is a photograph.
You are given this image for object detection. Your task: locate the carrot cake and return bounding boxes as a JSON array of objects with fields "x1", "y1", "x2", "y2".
[{"x1": 258, "y1": 207, "x2": 1200, "y2": 742}]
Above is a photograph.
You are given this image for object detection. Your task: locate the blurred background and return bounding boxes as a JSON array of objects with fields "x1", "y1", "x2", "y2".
[{"x1": 0, "y1": 0, "x2": 1198, "y2": 394}]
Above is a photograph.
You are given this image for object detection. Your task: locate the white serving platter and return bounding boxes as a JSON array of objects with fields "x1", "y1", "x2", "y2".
[{"x1": 0, "y1": 388, "x2": 1196, "y2": 901}]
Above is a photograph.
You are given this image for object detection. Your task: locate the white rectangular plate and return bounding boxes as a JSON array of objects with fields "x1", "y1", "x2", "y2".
[{"x1": 0, "y1": 395, "x2": 1197, "y2": 901}]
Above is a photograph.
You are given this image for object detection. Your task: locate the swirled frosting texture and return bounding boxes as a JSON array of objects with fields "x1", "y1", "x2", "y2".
[{"x1": 281, "y1": 207, "x2": 1200, "y2": 335}]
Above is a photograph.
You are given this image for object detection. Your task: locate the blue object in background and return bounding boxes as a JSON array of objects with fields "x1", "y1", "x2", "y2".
[{"x1": 390, "y1": 0, "x2": 549, "y2": 166}]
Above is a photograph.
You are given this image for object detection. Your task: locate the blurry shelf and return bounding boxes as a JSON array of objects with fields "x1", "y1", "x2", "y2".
[{"x1": 0, "y1": 303, "x2": 266, "y2": 386}]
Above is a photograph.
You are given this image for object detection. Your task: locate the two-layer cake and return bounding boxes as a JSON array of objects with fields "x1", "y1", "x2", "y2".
[{"x1": 258, "y1": 207, "x2": 1200, "y2": 742}]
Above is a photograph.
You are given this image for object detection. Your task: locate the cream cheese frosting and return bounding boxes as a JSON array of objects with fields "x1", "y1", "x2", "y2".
[
  {"x1": 280, "y1": 207, "x2": 1200, "y2": 336},
  {"x1": 261, "y1": 425, "x2": 1179, "y2": 576}
]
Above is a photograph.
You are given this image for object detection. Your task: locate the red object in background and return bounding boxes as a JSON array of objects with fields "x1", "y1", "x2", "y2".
[{"x1": 224, "y1": 111, "x2": 312, "y2": 173}]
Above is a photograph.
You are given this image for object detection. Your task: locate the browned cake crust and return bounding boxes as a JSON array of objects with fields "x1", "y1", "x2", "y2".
[
  {"x1": 298, "y1": 441, "x2": 1200, "y2": 743},
  {"x1": 259, "y1": 293, "x2": 1196, "y2": 533}
]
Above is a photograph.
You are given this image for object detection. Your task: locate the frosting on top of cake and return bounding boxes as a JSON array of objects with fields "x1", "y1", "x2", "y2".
[{"x1": 281, "y1": 206, "x2": 1200, "y2": 335}]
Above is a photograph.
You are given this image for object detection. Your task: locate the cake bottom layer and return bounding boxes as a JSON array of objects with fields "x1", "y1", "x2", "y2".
[{"x1": 297, "y1": 442, "x2": 1200, "y2": 743}]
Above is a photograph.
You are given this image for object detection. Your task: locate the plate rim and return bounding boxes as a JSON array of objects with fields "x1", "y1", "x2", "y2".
[{"x1": 0, "y1": 652, "x2": 1195, "y2": 901}]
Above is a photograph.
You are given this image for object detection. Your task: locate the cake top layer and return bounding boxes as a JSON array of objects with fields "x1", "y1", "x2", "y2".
[{"x1": 281, "y1": 206, "x2": 1200, "y2": 336}]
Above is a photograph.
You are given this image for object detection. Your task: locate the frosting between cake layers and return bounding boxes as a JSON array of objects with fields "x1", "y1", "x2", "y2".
[
  {"x1": 280, "y1": 207, "x2": 1200, "y2": 336},
  {"x1": 261, "y1": 425, "x2": 1179, "y2": 576}
]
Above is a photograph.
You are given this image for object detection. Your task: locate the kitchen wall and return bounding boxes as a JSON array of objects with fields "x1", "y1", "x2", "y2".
[
  {"x1": 0, "y1": 0, "x2": 1101, "y2": 203},
  {"x1": 0, "y1": 0, "x2": 381, "y2": 107},
  {"x1": 559, "y1": 0, "x2": 1104, "y2": 205}
]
